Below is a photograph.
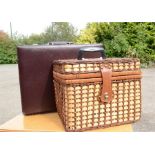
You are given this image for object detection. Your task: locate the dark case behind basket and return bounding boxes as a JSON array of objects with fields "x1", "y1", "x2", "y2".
[{"x1": 17, "y1": 44, "x2": 104, "y2": 115}]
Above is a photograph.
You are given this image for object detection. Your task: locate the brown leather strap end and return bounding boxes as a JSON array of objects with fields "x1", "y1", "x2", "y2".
[{"x1": 100, "y1": 67, "x2": 113, "y2": 104}]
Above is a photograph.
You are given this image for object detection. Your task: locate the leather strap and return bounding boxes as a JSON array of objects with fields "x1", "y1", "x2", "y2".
[{"x1": 100, "y1": 66, "x2": 113, "y2": 104}]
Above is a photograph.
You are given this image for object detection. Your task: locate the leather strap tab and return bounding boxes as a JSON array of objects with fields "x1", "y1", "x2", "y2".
[{"x1": 100, "y1": 66, "x2": 113, "y2": 103}]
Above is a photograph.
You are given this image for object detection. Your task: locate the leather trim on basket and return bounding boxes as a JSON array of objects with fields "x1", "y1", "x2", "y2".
[
  {"x1": 53, "y1": 74, "x2": 142, "y2": 84},
  {"x1": 53, "y1": 70, "x2": 142, "y2": 80},
  {"x1": 100, "y1": 67, "x2": 112, "y2": 104}
]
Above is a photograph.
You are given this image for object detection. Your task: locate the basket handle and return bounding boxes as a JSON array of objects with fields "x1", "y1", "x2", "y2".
[{"x1": 78, "y1": 47, "x2": 106, "y2": 60}]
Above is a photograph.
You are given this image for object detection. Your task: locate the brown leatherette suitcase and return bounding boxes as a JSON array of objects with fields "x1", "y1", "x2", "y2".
[{"x1": 17, "y1": 44, "x2": 104, "y2": 115}]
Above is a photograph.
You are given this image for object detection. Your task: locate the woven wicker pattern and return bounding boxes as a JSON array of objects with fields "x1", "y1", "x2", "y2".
[
  {"x1": 54, "y1": 79, "x2": 141, "y2": 132},
  {"x1": 53, "y1": 58, "x2": 142, "y2": 131},
  {"x1": 54, "y1": 58, "x2": 140, "y2": 74}
]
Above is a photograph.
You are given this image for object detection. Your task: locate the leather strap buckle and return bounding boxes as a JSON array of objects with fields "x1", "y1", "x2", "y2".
[{"x1": 100, "y1": 66, "x2": 113, "y2": 104}]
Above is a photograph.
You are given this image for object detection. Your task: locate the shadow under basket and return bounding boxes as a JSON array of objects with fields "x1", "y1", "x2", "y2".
[{"x1": 53, "y1": 57, "x2": 142, "y2": 132}]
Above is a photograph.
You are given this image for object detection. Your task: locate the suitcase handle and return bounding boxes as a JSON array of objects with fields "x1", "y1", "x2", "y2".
[
  {"x1": 78, "y1": 47, "x2": 106, "y2": 60},
  {"x1": 48, "y1": 41, "x2": 73, "y2": 45}
]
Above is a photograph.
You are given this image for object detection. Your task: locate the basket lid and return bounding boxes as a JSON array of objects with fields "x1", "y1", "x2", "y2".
[{"x1": 53, "y1": 58, "x2": 140, "y2": 65}]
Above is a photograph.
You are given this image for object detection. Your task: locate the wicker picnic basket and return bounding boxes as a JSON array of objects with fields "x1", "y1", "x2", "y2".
[{"x1": 53, "y1": 47, "x2": 142, "y2": 132}]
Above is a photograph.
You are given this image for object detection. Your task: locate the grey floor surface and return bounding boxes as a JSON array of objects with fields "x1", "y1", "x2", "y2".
[
  {"x1": 0, "y1": 64, "x2": 155, "y2": 131},
  {"x1": 132, "y1": 68, "x2": 155, "y2": 131},
  {"x1": 0, "y1": 65, "x2": 21, "y2": 125}
]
